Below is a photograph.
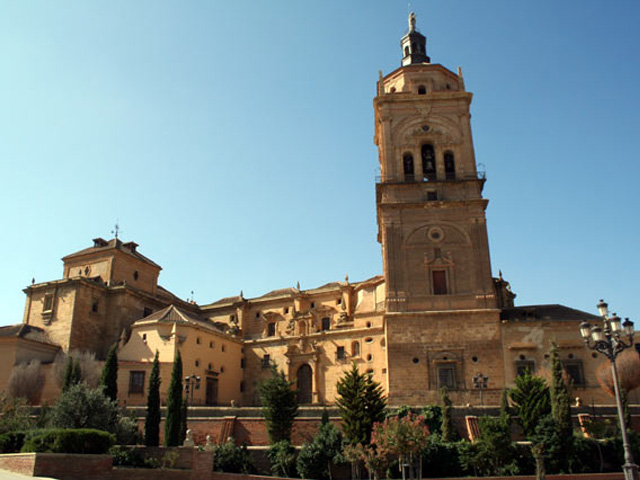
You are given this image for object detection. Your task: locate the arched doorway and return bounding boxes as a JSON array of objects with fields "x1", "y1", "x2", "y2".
[{"x1": 296, "y1": 364, "x2": 313, "y2": 404}]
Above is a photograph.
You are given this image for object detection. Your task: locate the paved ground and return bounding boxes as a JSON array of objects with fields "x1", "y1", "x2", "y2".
[{"x1": 0, "y1": 471, "x2": 56, "y2": 480}]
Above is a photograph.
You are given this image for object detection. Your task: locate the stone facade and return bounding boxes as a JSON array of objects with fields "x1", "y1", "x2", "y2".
[{"x1": 0, "y1": 15, "x2": 628, "y2": 408}]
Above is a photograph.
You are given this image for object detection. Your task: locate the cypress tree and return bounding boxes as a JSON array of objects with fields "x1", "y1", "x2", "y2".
[
  {"x1": 63, "y1": 356, "x2": 74, "y2": 392},
  {"x1": 164, "y1": 350, "x2": 183, "y2": 446},
  {"x1": 145, "y1": 351, "x2": 161, "y2": 447},
  {"x1": 71, "y1": 357, "x2": 82, "y2": 385},
  {"x1": 440, "y1": 387, "x2": 456, "y2": 442},
  {"x1": 549, "y1": 342, "x2": 572, "y2": 471},
  {"x1": 499, "y1": 388, "x2": 511, "y2": 428},
  {"x1": 180, "y1": 397, "x2": 188, "y2": 444},
  {"x1": 259, "y1": 366, "x2": 298, "y2": 444},
  {"x1": 100, "y1": 343, "x2": 118, "y2": 402},
  {"x1": 336, "y1": 363, "x2": 386, "y2": 445}
]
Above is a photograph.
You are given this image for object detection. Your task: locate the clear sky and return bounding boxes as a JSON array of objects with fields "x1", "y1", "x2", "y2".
[{"x1": 1, "y1": 1, "x2": 639, "y2": 326}]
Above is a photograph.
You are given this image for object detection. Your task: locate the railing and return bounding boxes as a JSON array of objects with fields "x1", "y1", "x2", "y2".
[{"x1": 376, "y1": 170, "x2": 485, "y2": 184}]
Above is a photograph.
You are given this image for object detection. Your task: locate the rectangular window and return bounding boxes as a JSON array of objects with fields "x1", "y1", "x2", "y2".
[
  {"x1": 43, "y1": 294, "x2": 54, "y2": 313},
  {"x1": 515, "y1": 360, "x2": 535, "y2": 377},
  {"x1": 267, "y1": 323, "x2": 276, "y2": 337},
  {"x1": 262, "y1": 355, "x2": 271, "y2": 369},
  {"x1": 336, "y1": 346, "x2": 346, "y2": 361},
  {"x1": 432, "y1": 270, "x2": 448, "y2": 295},
  {"x1": 321, "y1": 317, "x2": 331, "y2": 331},
  {"x1": 563, "y1": 361, "x2": 585, "y2": 386},
  {"x1": 129, "y1": 371, "x2": 145, "y2": 394},
  {"x1": 437, "y1": 365, "x2": 456, "y2": 390}
]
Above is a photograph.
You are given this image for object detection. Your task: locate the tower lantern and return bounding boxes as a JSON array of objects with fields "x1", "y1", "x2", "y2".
[{"x1": 401, "y1": 12, "x2": 430, "y2": 66}]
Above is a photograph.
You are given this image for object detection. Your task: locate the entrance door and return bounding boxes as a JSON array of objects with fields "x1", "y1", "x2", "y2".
[
  {"x1": 206, "y1": 377, "x2": 218, "y2": 406},
  {"x1": 297, "y1": 364, "x2": 313, "y2": 404}
]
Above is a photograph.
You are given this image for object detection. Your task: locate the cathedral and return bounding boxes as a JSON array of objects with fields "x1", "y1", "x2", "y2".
[{"x1": 0, "y1": 15, "x2": 614, "y2": 408}]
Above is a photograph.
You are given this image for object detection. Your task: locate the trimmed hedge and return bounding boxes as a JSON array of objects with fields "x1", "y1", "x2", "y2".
[
  {"x1": 21, "y1": 428, "x2": 115, "y2": 454},
  {"x1": 0, "y1": 431, "x2": 27, "y2": 453}
]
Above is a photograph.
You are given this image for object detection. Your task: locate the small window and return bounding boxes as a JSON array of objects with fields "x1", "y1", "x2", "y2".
[
  {"x1": 366, "y1": 321, "x2": 371, "y2": 328},
  {"x1": 129, "y1": 371, "x2": 145, "y2": 394},
  {"x1": 515, "y1": 360, "x2": 535, "y2": 377},
  {"x1": 240, "y1": 358, "x2": 245, "y2": 369},
  {"x1": 562, "y1": 361, "x2": 585, "y2": 386},
  {"x1": 142, "y1": 333, "x2": 147, "y2": 342},
  {"x1": 208, "y1": 362, "x2": 212, "y2": 370},
  {"x1": 209, "y1": 341, "x2": 214, "y2": 348},
  {"x1": 284, "y1": 307, "x2": 289, "y2": 314},
  {"x1": 404, "y1": 46, "x2": 409, "y2": 56},
  {"x1": 366, "y1": 354, "x2": 373, "y2": 362},
  {"x1": 366, "y1": 368, "x2": 374, "y2": 375},
  {"x1": 432, "y1": 270, "x2": 448, "y2": 295},
  {"x1": 220, "y1": 366, "x2": 225, "y2": 373},
  {"x1": 255, "y1": 312, "x2": 260, "y2": 318},
  {"x1": 336, "y1": 346, "x2": 346, "y2": 361},
  {"x1": 262, "y1": 355, "x2": 271, "y2": 369},
  {"x1": 133, "y1": 271, "x2": 139, "y2": 281},
  {"x1": 221, "y1": 344, "x2": 225, "y2": 352},
  {"x1": 240, "y1": 381, "x2": 245, "y2": 393},
  {"x1": 364, "y1": 337, "x2": 373, "y2": 344},
  {"x1": 230, "y1": 314, "x2": 235, "y2": 321},
  {"x1": 91, "y1": 300, "x2": 99, "y2": 313},
  {"x1": 336, "y1": 298, "x2": 342, "y2": 305},
  {"x1": 43, "y1": 294, "x2": 54, "y2": 313},
  {"x1": 418, "y1": 85, "x2": 426, "y2": 95},
  {"x1": 352, "y1": 342, "x2": 360, "y2": 357},
  {"x1": 195, "y1": 359, "x2": 200, "y2": 367},
  {"x1": 196, "y1": 337, "x2": 201, "y2": 345},
  {"x1": 267, "y1": 323, "x2": 276, "y2": 337},
  {"x1": 321, "y1": 317, "x2": 331, "y2": 331},
  {"x1": 310, "y1": 302, "x2": 315, "y2": 309},
  {"x1": 437, "y1": 365, "x2": 456, "y2": 390}
]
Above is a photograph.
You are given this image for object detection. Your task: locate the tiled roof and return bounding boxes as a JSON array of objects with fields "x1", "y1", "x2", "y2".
[
  {"x1": 0, "y1": 324, "x2": 59, "y2": 346},
  {"x1": 62, "y1": 238, "x2": 161, "y2": 269},
  {"x1": 135, "y1": 305, "x2": 224, "y2": 333},
  {"x1": 500, "y1": 304, "x2": 600, "y2": 323}
]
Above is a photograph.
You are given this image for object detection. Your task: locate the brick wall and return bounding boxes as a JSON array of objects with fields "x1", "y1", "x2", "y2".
[{"x1": 0, "y1": 453, "x2": 36, "y2": 475}]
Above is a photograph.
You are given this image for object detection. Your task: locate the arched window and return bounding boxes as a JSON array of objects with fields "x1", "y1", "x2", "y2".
[
  {"x1": 444, "y1": 152, "x2": 456, "y2": 180},
  {"x1": 298, "y1": 321, "x2": 307, "y2": 336},
  {"x1": 403, "y1": 153, "x2": 415, "y2": 181},
  {"x1": 418, "y1": 85, "x2": 426, "y2": 95},
  {"x1": 351, "y1": 341, "x2": 360, "y2": 357},
  {"x1": 422, "y1": 144, "x2": 436, "y2": 181},
  {"x1": 404, "y1": 46, "x2": 410, "y2": 57},
  {"x1": 267, "y1": 323, "x2": 276, "y2": 337}
]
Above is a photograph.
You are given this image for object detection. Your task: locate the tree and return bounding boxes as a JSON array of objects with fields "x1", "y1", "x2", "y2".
[
  {"x1": 460, "y1": 415, "x2": 518, "y2": 477},
  {"x1": 164, "y1": 350, "x2": 183, "y2": 446},
  {"x1": 259, "y1": 366, "x2": 298, "y2": 444},
  {"x1": 372, "y1": 412, "x2": 430, "y2": 480},
  {"x1": 269, "y1": 440, "x2": 298, "y2": 478},
  {"x1": 63, "y1": 356, "x2": 75, "y2": 392},
  {"x1": 48, "y1": 383, "x2": 118, "y2": 431},
  {"x1": 336, "y1": 363, "x2": 386, "y2": 446},
  {"x1": 297, "y1": 410, "x2": 344, "y2": 480},
  {"x1": 71, "y1": 357, "x2": 82, "y2": 385},
  {"x1": 145, "y1": 351, "x2": 161, "y2": 447},
  {"x1": 100, "y1": 343, "x2": 118, "y2": 402},
  {"x1": 7, "y1": 360, "x2": 44, "y2": 404},
  {"x1": 499, "y1": 388, "x2": 511, "y2": 427},
  {"x1": 549, "y1": 343, "x2": 573, "y2": 472},
  {"x1": 510, "y1": 371, "x2": 552, "y2": 480},
  {"x1": 596, "y1": 349, "x2": 640, "y2": 429},
  {"x1": 0, "y1": 394, "x2": 35, "y2": 434},
  {"x1": 440, "y1": 387, "x2": 456, "y2": 442}
]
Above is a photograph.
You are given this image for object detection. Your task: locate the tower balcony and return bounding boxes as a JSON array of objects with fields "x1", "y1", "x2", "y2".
[{"x1": 375, "y1": 170, "x2": 485, "y2": 185}]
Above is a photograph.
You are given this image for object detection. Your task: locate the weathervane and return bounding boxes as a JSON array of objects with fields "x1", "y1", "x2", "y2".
[{"x1": 111, "y1": 221, "x2": 121, "y2": 240}]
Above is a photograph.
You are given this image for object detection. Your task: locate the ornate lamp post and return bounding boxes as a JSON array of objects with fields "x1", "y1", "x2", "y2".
[
  {"x1": 473, "y1": 372, "x2": 488, "y2": 406},
  {"x1": 580, "y1": 300, "x2": 638, "y2": 480},
  {"x1": 184, "y1": 374, "x2": 201, "y2": 406}
]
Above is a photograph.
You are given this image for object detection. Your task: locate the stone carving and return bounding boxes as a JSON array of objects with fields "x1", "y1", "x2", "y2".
[
  {"x1": 205, "y1": 435, "x2": 214, "y2": 451},
  {"x1": 183, "y1": 428, "x2": 194, "y2": 447}
]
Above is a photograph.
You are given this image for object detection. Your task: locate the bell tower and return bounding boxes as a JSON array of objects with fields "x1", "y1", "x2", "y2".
[{"x1": 375, "y1": 14, "x2": 504, "y2": 405}]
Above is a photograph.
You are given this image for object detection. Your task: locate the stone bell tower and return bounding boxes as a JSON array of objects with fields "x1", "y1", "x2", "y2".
[{"x1": 375, "y1": 13, "x2": 504, "y2": 405}]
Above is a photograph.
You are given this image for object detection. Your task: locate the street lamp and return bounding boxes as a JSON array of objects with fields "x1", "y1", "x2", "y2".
[
  {"x1": 472, "y1": 372, "x2": 488, "y2": 406},
  {"x1": 580, "y1": 300, "x2": 638, "y2": 480},
  {"x1": 184, "y1": 374, "x2": 201, "y2": 406}
]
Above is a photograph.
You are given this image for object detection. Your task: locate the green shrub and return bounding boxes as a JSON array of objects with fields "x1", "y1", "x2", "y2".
[
  {"x1": 21, "y1": 428, "x2": 114, "y2": 454},
  {"x1": 0, "y1": 431, "x2": 27, "y2": 453},
  {"x1": 269, "y1": 440, "x2": 297, "y2": 478},
  {"x1": 110, "y1": 445, "x2": 147, "y2": 468},
  {"x1": 212, "y1": 438, "x2": 255, "y2": 474}
]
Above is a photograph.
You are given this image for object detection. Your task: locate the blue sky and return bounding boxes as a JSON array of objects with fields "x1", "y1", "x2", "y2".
[{"x1": 1, "y1": 1, "x2": 639, "y2": 326}]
